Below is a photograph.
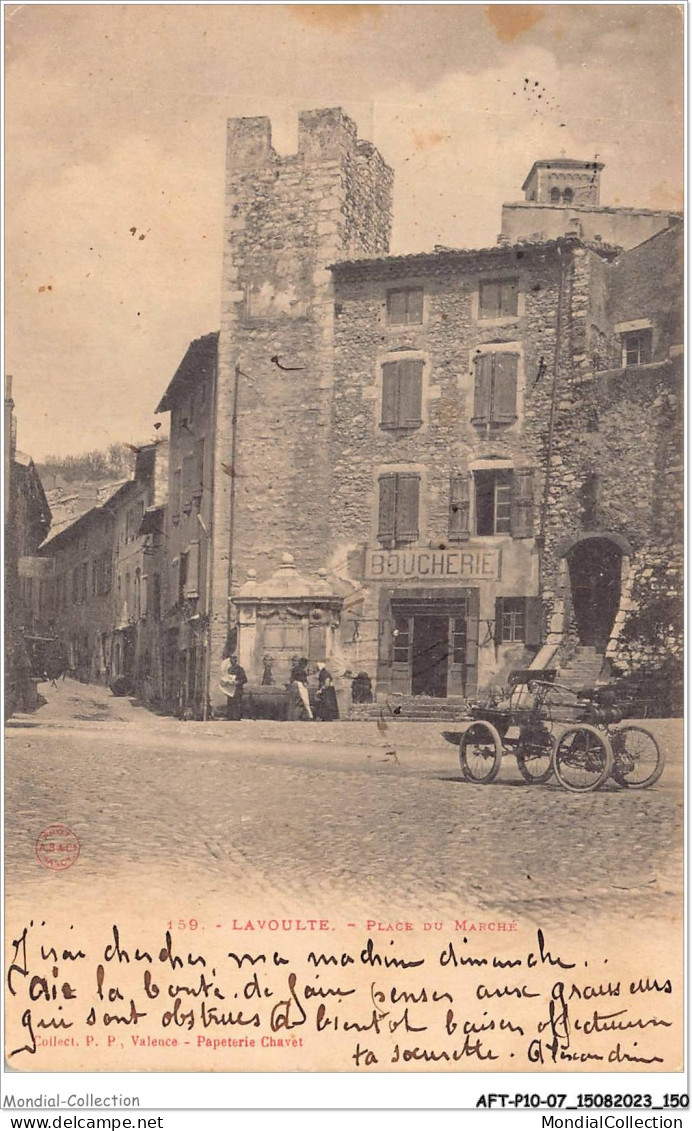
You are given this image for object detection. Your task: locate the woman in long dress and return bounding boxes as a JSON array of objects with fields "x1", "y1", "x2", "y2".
[
  {"x1": 315, "y1": 662, "x2": 339, "y2": 721},
  {"x1": 287, "y1": 656, "x2": 312, "y2": 721}
]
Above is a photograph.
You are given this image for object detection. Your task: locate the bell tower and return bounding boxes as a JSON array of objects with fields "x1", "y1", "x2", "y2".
[{"x1": 522, "y1": 158, "x2": 604, "y2": 207}]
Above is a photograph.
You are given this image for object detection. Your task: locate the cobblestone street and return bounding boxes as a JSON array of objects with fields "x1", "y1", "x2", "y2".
[{"x1": 5, "y1": 680, "x2": 683, "y2": 934}]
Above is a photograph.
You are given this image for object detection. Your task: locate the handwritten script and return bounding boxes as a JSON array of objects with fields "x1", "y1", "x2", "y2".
[{"x1": 5, "y1": 918, "x2": 679, "y2": 1071}]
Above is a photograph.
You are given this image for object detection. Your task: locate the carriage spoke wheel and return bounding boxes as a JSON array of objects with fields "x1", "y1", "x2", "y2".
[
  {"x1": 459, "y1": 720, "x2": 503, "y2": 784},
  {"x1": 552, "y1": 724, "x2": 613, "y2": 793},
  {"x1": 516, "y1": 725, "x2": 556, "y2": 784},
  {"x1": 610, "y1": 725, "x2": 663, "y2": 789}
]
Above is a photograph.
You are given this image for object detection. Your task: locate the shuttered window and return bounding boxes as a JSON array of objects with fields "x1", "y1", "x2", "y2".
[
  {"x1": 381, "y1": 360, "x2": 423, "y2": 429},
  {"x1": 449, "y1": 474, "x2": 470, "y2": 541},
  {"x1": 387, "y1": 288, "x2": 424, "y2": 326},
  {"x1": 494, "y1": 597, "x2": 542, "y2": 646},
  {"x1": 377, "y1": 473, "x2": 420, "y2": 545},
  {"x1": 91, "y1": 552, "x2": 112, "y2": 596},
  {"x1": 473, "y1": 469, "x2": 535, "y2": 538},
  {"x1": 475, "y1": 470, "x2": 512, "y2": 535},
  {"x1": 479, "y1": 278, "x2": 519, "y2": 319},
  {"x1": 472, "y1": 352, "x2": 518, "y2": 424}
]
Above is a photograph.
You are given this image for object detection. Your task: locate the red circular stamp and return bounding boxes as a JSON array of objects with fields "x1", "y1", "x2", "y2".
[{"x1": 35, "y1": 824, "x2": 80, "y2": 871}]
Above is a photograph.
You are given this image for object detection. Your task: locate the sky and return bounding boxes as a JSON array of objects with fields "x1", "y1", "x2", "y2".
[{"x1": 5, "y1": 2, "x2": 684, "y2": 460}]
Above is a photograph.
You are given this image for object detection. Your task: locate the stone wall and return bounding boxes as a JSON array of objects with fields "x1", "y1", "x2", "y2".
[
  {"x1": 538, "y1": 361, "x2": 683, "y2": 674},
  {"x1": 501, "y1": 202, "x2": 678, "y2": 251},
  {"x1": 609, "y1": 224, "x2": 684, "y2": 355}
]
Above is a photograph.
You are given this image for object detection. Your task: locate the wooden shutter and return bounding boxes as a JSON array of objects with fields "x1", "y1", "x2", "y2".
[
  {"x1": 491, "y1": 354, "x2": 518, "y2": 422},
  {"x1": 395, "y1": 475, "x2": 420, "y2": 542},
  {"x1": 381, "y1": 363, "x2": 399, "y2": 427},
  {"x1": 178, "y1": 553, "x2": 188, "y2": 604},
  {"x1": 465, "y1": 612, "x2": 479, "y2": 670},
  {"x1": 479, "y1": 281, "x2": 499, "y2": 319},
  {"x1": 500, "y1": 278, "x2": 519, "y2": 317},
  {"x1": 473, "y1": 354, "x2": 492, "y2": 422},
  {"x1": 525, "y1": 596, "x2": 543, "y2": 647},
  {"x1": 398, "y1": 360, "x2": 423, "y2": 426},
  {"x1": 184, "y1": 541, "x2": 200, "y2": 598},
  {"x1": 387, "y1": 291, "x2": 407, "y2": 325},
  {"x1": 511, "y1": 468, "x2": 535, "y2": 538},
  {"x1": 173, "y1": 469, "x2": 182, "y2": 517},
  {"x1": 407, "y1": 288, "x2": 424, "y2": 324},
  {"x1": 494, "y1": 598, "x2": 504, "y2": 646},
  {"x1": 195, "y1": 440, "x2": 205, "y2": 493},
  {"x1": 449, "y1": 474, "x2": 470, "y2": 541},
  {"x1": 182, "y1": 454, "x2": 196, "y2": 496},
  {"x1": 377, "y1": 475, "x2": 397, "y2": 541}
]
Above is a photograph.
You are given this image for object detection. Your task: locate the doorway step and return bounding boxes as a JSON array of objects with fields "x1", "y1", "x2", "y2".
[
  {"x1": 558, "y1": 646, "x2": 607, "y2": 690},
  {"x1": 348, "y1": 695, "x2": 468, "y2": 721}
]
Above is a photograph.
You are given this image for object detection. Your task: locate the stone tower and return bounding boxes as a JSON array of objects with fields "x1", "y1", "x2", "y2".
[
  {"x1": 208, "y1": 108, "x2": 393, "y2": 696},
  {"x1": 522, "y1": 158, "x2": 604, "y2": 206}
]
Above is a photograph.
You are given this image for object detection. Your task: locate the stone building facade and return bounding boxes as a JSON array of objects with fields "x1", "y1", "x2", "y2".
[
  {"x1": 40, "y1": 442, "x2": 168, "y2": 699},
  {"x1": 149, "y1": 115, "x2": 686, "y2": 714},
  {"x1": 10, "y1": 118, "x2": 682, "y2": 717},
  {"x1": 110, "y1": 442, "x2": 168, "y2": 703},
  {"x1": 4, "y1": 374, "x2": 52, "y2": 712},
  {"x1": 537, "y1": 224, "x2": 684, "y2": 704},
  {"x1": 156, "y1": 334, "x2": 217, "y2": 716}
]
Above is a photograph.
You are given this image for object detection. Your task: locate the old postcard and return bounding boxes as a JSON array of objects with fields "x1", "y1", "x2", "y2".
[{"x1": 3, "y1": 0, "x2": 685, "y2": 1104}]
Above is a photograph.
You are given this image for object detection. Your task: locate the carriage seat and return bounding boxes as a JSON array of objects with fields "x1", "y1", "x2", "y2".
[{"x1": 576, "y1": 685, "x2": 622, "y2": 725}]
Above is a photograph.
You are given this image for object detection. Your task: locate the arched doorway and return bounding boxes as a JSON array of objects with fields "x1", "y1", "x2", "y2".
[{"x1": 566, "y1": 537, "x2": 623, "y2": 649}]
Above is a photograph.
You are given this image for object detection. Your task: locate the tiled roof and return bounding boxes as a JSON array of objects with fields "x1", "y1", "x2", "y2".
[
  {"x1": 156, "y1": 331, "x2": 219, "y2": 413},
  {"x1": 329, "y1": 235, "x2": 620, "y2": 277}
]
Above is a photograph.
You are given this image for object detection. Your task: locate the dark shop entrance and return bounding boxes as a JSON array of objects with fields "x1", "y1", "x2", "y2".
[
  {"x1": 411, "y1": 616, "x2": 449, "y2": 696},
  {"x1": 385, "y1": 590, "x2": 479, "y2": 698}
]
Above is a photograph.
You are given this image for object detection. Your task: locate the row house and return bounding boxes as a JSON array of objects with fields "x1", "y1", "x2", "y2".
[
  {"x1": 155, "y1": 336, "x2": 216, "y2": 716},
  {"x1": 4, "y1": 375, "x2": 52, "y2": 713},
  {"x1": 39, "y1": 442, "x2": 168, "y2": 703},
  {"x1": 153, "y1": 109, "x2": 682, "y2": 714}
]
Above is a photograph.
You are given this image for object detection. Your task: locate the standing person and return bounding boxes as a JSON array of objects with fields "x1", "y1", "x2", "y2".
[
  {"x1": 351, "y1": 670, "x2": 373, "y2": 703},
  {"x1": 261, "y1": 655, "x2": 275, "y2": 685},
  {"x1": 315, "y1": 662, "x2": 339, "y2": 721},
  {"x1": 220, "y1": 654, "x2": 247, "y2": 720},
  {"x1": 287, "y1": 656, "x2": 312, "y2": 720},
  {"x1": 45, "y1": 639, "x2": 67, "y2": 687}
]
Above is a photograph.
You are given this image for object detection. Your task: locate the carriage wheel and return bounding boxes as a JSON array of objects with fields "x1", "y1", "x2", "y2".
[
  {"x1": 459, "y1": 721, "x2": 503, "y2": 784},
  {"x1": 552, "y1": 724, "x2": 613, "y2": 793},
  {"x1": 610, "y1": 726, "x2": 663, "y2": 789},
  {"x1": 516, "y1": 725, "x2": 556, "y2": 784}
]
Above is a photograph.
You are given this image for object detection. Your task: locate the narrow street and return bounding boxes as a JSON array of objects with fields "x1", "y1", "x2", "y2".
[{"x1": 5, "y1": 680, "x2": 683, "y2": 929}]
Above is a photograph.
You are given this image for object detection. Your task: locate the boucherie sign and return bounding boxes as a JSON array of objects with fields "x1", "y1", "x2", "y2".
[{"x1": 365, "y1": 546, "x2": 501, "y2": 582}]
